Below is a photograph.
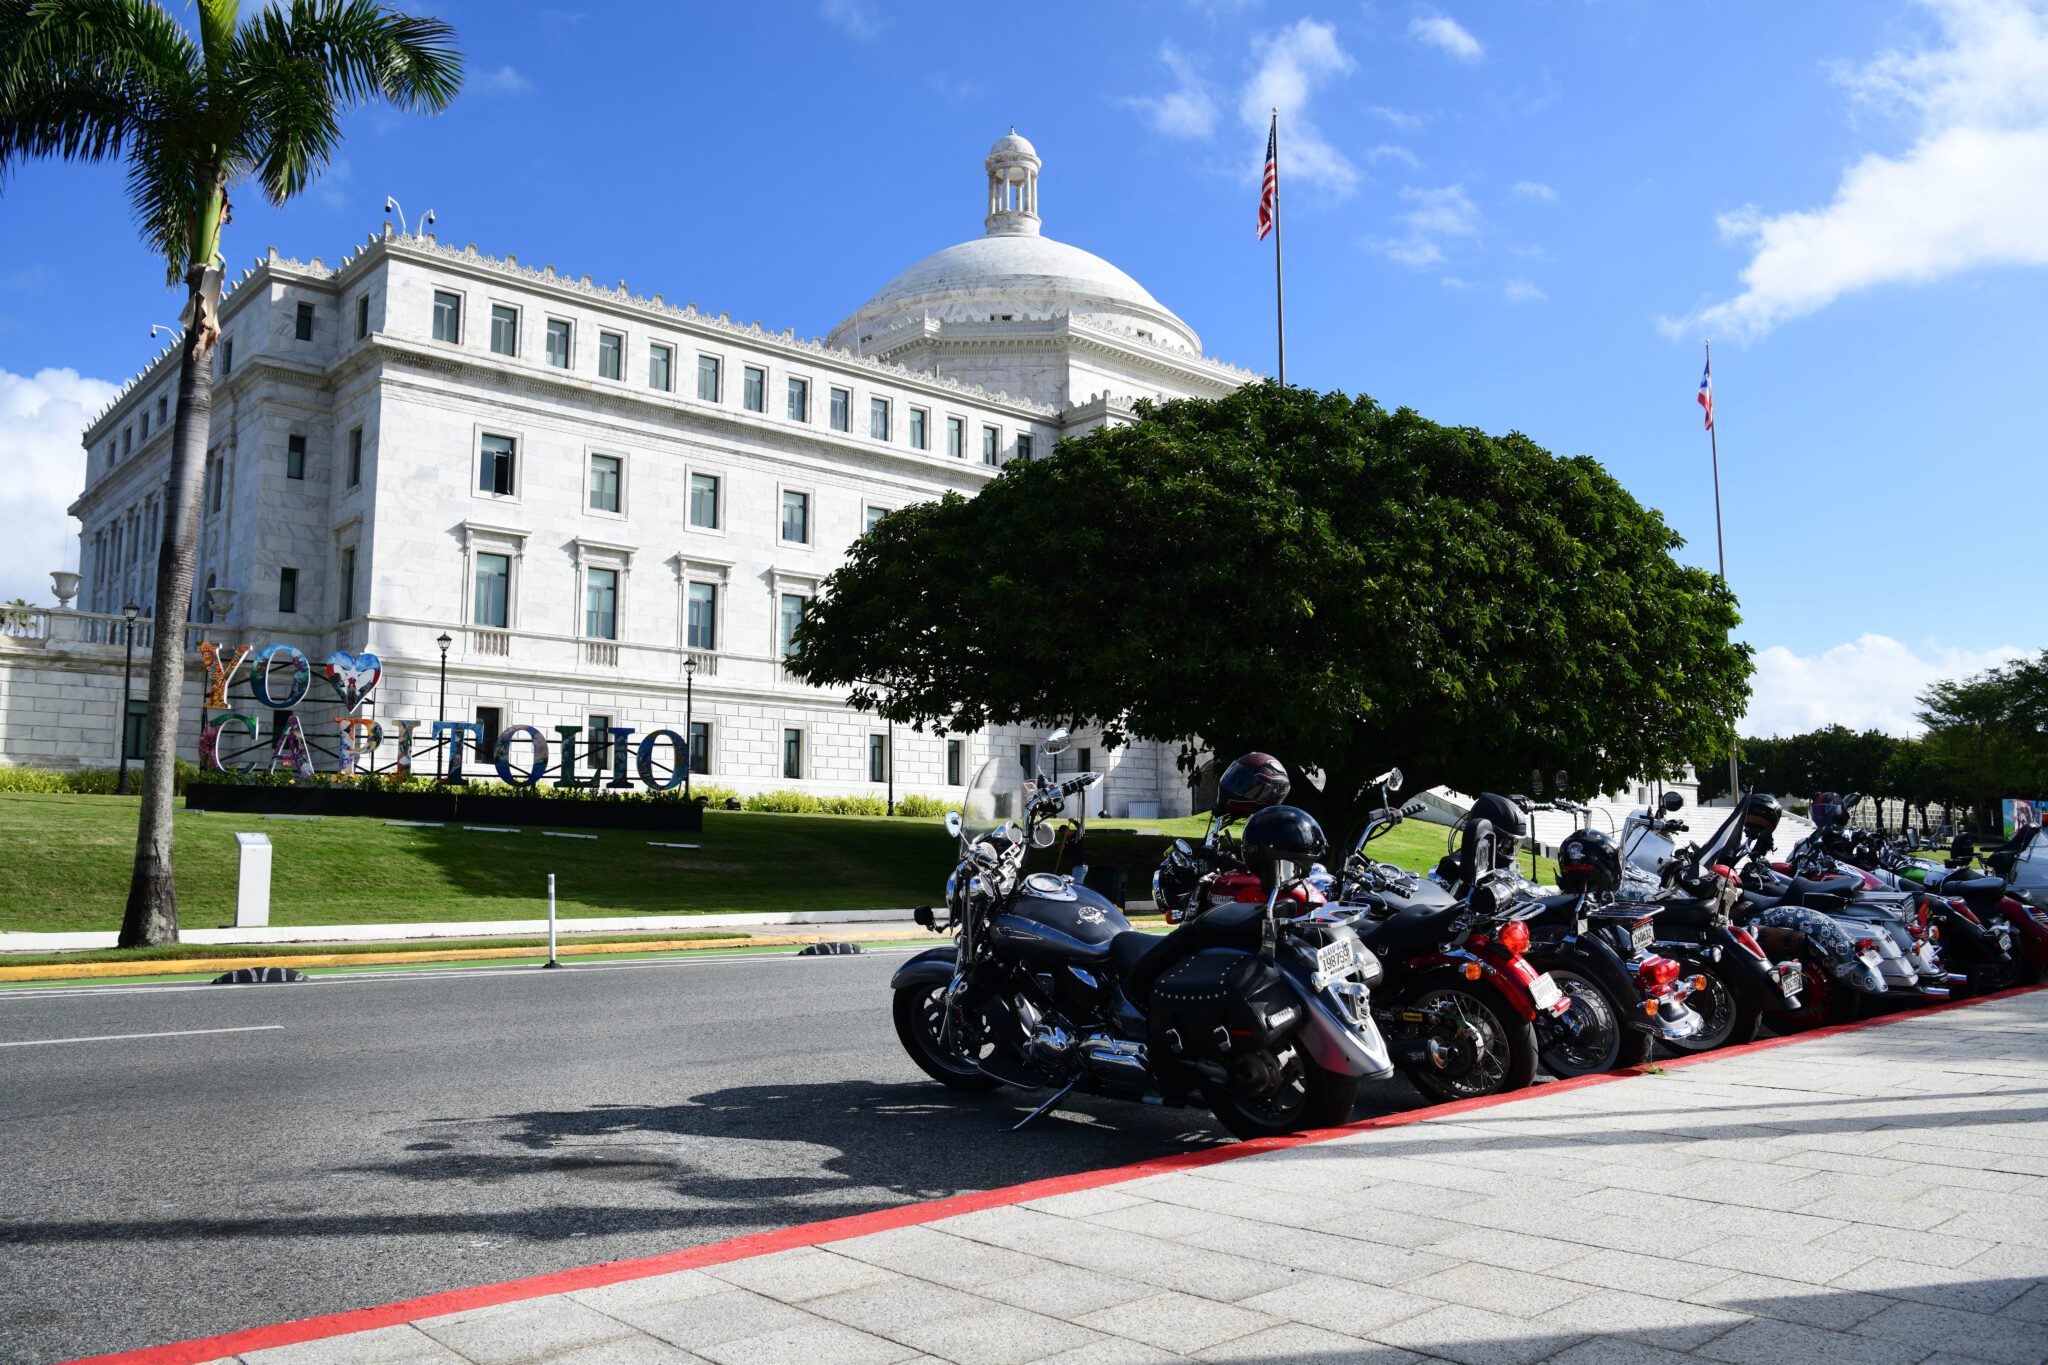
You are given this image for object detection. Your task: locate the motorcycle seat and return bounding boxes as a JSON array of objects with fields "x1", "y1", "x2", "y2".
[
  {"x1": 1112, "y1": 902, "x2": 1266, "y2": 998},
  {"x1": 1942, "y1": 875, "x2": 2007, "y2": 899},
  {"x1": 1785, "y1": 873, "x2": 1864, "y2": 899},
  {"x1": 1646, "y1": 898, "x2": 1717, "y2": 930},
  {"x1": 1355, "y1": 902, "x2": 1466, "y2": 959}
]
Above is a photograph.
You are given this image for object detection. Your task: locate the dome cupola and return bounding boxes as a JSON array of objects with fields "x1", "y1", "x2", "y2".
[{"x1": 985, "y1": 128, "x2": 1041, "y2": 238}]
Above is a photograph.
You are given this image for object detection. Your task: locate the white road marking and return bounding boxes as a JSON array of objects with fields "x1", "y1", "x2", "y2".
[{"x1": 0, "y1": 1024, "x2": 286, "y2": 1048}]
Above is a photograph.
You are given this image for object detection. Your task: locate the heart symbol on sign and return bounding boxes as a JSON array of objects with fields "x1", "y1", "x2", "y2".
[{"x1": 324, "y1": 651, "x2": 383, "y2": 710}]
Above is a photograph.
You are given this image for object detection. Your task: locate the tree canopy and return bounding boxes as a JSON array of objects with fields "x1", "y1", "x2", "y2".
[{"x1": 788, "y1": 381, "x2": 1751, "y2": 835}]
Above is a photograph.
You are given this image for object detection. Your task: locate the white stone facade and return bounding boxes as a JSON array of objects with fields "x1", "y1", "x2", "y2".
[{"x1": 7, "y1": 134, "x2": 1253, "y2": 813}]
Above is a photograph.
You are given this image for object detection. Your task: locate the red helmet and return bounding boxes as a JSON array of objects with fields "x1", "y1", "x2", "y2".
[{"x1": 1214, "y1": 752, "x2": 1291, "y2": 816}]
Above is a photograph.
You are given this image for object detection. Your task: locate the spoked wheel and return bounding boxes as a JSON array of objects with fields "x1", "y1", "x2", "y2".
[
  {"x1": 1401, "y1": 983, "x2": 1538, "y2": 1103},
  {"x1": 1662, "y1": 957, "x2": 1759, "y2": 1054},
  {"x1": 1537, "y1": 967, "x2": 1646, "y2": 1077},
  {"x1": 892, "y1": 981, "x2": 1003, "y2": 1091},
  {"x1": 1202, "y1": 1038, "x2": 1360, "y2": 1141}
]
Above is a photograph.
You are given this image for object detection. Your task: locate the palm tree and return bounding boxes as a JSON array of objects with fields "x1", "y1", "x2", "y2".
[{"x1": 0, "y1": 0, "x2": 461, "y2": 945}]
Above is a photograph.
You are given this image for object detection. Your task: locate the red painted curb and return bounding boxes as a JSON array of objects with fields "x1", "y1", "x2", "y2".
[{"x1": 68, "y1": 981, "x2": 2047, "y2": 1364}]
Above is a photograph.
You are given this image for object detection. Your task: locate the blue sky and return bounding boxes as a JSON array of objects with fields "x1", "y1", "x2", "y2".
[{"x1": 3, "y1": 0, "x2": 2043, "y2": 736}]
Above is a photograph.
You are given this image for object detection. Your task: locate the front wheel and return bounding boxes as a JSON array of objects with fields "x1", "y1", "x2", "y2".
[
  {"x1": 1661, "y1": 955, "x2": 1761, "y2": 1054},
  {"x1": 1533, "y1": 961, "x2": 1648, "y2": 1077},
  {"x1": 1396, "y1": 980, "x2": 1539, "y2": 1103},
  {"x1": 892, "y1": 980, "x2": 1003, "y2": 1091},
  {"x1": 1202, "y1": 1039, "x2": 1361, "y2": 1141}
]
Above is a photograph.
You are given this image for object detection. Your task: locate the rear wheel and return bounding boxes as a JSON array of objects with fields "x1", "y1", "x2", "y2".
[
  {"x1": 1765, "y1": 947, "x2": 1859, "y2": 1033},
  {"x1": 1535, "y1": 964, "x2": 1647, "y2": 1076},
  {"x1": 1662, "y1": 956, "x2": 1761, "y2": 1054},
  {"x1": 893, "y1": 980, "x2": 1004, "y2": 1091},
  {"x1": 1202, "y1": 1039, "x2": 1360, "y2": 1141},
  {"x1": 1399, "y1": 981, "x2": 1539, "y2": 1103}
]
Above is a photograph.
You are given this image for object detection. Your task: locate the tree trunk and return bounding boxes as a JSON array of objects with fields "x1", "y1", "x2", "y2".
[{"x1": 117, "y1": 266, "x2": 215, "y2": 948}]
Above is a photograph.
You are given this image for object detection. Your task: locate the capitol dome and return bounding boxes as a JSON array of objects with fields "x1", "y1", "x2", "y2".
[{"x1": 827, "y1": 131, "x2": 1203, "y2": 360}]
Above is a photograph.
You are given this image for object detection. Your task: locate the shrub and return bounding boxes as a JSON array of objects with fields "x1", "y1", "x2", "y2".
[
  {"x1": 893, "y1": 794, "x2": 952, "y2": 818},
  {"x1": 743, "y1": 789, "x2": 821, "y2": 813},
  {"x1": 823, "y1": 795, "x2": 887, "y2": 816},
  {"x1": 0, "y1": 766, "x2": 68, "y2": 794}
]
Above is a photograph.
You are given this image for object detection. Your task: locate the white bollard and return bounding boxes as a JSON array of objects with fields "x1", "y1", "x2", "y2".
[
  {"x1": 543, "y1": 872, "x2": 560, "y2": 969},
  {"x1": 234, "y1": 833, "x2": 272, "y2": 928}
]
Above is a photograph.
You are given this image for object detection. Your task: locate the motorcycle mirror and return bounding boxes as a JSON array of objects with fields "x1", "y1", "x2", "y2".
[
  {"x1": 944, "y1": 811, "x2": 963, "y2": 839},
  {"x1": 1661, "y1": 791, "x2": 1685, "y2": 813},
  {"x1": 1303, "y1": 765, "x2": 1326, "y2": 792},
  {"x1": 1040, "y1": 728, "x2": 1072, "y2": 757},
  {"x1": 1032, "y1": 822, "x2": 1057, "y2": 849},
  {"x1": 1173, "y1": 838, "x2": 1193, "y2": 856},
  {"x1": 1530, "y1": 769, "x2": 1544, "y2": 796},
  {"x1": 1386, "y1": 767, "x2": 1403, "y2": 796},
  {"x1": 1554, "y1": 770, "x2": 1569, "y2": 795}
]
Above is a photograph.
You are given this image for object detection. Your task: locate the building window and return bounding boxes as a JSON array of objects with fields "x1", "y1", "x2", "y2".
[
  {"x1": 685, "y1": 581, "x2": 717, "y2": 651},
  {"x1": 490, "y1": 304, "x2": 518, "y2": 356},
  {"x1": 696, "y1": 355, "x2": 720, "y2": 401},
  {"x1": 1018, "y1": 743, "x2": 1033, "y2": 774},
  {"x1": 339, "y1": 546, "x2": 357, "y2": 620},
  {"x1": 946, "y1": 739, "x2": 963, "y2": 786},
  {"x1": 122, "y1": 427, "x2": 132, "y2": 457},
  {"x1": 581, "y1": 714, "x2": 612, "y2": 771},
  {"x1": 688, "y1": 472, "x2": 719, "y2": 529},
  {"x1": 278, "y1": 566, "x2": 299, "y2": 614},
  {"x1": 295, "y1": 301, "x2": 314, "y2": 341},
  {"x1": 865, "y1": 505, "x2": 888, "y2": 534},
  {"x1": 688, "y1": 721, "x2": 711, "y2": 775},
  {"x1": 909, "y1": 407, "x2": 928, "y2": 450},
  {"x1": 868, "y1": 733, "x2": 888, "y2": 783},
  {"x1": 829, "y1": 386, "x2": 850, "y2": 432},
  {"x1": 947, "y1": 416, "x2": 964, "y2": 458},
  {"x1": 598, "y1": 330, "x2": 623, "y2": 380},
  {"x1": 432, "y1": 290, "x2": 461, "y2": 343},
  {"x1": 870, "y1": 397, "x2": 890, "y2": 441},
  {"x1": 777, "y1": 592, "x2": 805, "y2": 658},
  {"x1": 743, "y1": 365, "x2": 765, "y2": 412},
  {"x1": 473, "y1": 552, "x2": 510, "y2": 627},
  {"x1": 140, "y1": 411, "x2": 149, "y2": 438},
  {"x1": 156, "y1": 394, "x2": 168, "y2": 425},
  {"x1": 782, "y1": 728, "x2": 803, "y2": 780},
  {"x1": 545, "y1": 318, "x2": 572, "y2": 369},
  {"x1": 348, "y1": 426, "x2": 363, "y2": 487},
  {"x1": 588, "y1": 453, "x2": 622, "y2": 514},
  {"x1": 355, "y1": 295, "x2": 369, "y2": 340},
  {"x1": 123, "y1": 697, "x2": 149, "y2": 761},
  {"x1": 983, "y1": 425, "x2": 1000, "y2": 466},
  {"x1": 221, "y1": 338, "x2": 233, "y2": 373},
  {"x1": 479, "y1": 434, "x2": 516, "y2": 496},
  {"x1": 780, "y1": 489, "x2": 809, "y2": 544},
  {"x1": 286, "y1": 434, "x2": 306, "y2": 480},
  {"x1": 648, "y1": 342, "x2": 673, "y2": 391},
  {"x1": 584, "y1": 566, "x2": 618, "y2": 640},
  {"x1": 787, "y1": 376, "x2": 809, "y2": 421},
  {"x1": 1017, "y1": 433, "x2": 1033, "y2": 461},
  {"x1": 209, "y1": 458, "x2": 224, "y2": 512},
  {"x1": 475, "y1": 706, "x2": 502, "y2": 760}
]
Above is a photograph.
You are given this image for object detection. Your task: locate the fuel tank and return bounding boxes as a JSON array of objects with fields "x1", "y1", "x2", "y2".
[{"x1": 989, "y1": 875, "x2": 1132, "y2": 963}]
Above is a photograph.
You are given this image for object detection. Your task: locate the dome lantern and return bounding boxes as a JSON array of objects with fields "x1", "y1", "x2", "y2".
[{"x1": 984, "y1": 128, "x2": 1041, "y2": 238}]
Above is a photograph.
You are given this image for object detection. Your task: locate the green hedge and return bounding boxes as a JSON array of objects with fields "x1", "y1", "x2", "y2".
[{"x1": 0, "y1": 760, "x2": 200, "y2": 795}]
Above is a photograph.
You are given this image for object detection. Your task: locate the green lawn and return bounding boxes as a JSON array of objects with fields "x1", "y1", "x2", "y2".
[{"x1": 0, "y1": 794, "x2": 1542, "y2": 936}]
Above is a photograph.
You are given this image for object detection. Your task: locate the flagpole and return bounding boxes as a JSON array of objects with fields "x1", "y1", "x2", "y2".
[
  {"x1": 1705, "y1": 338, "x2": 1741, "y2": 801},
  {"x1": 1272, "y1": 107, "x2": 1286, "y2": 386}
]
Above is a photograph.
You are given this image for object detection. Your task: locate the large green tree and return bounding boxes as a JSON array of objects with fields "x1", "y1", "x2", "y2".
[
  {"x1": 1917, "y1": 649, "x2": 2048, "y2": 825},
  {"x1": 1, "y1": 0, "x2": 461, "y2": 945},
  {"x1": 788, "y1": 382, "x2": 1751, "y2": 840}
]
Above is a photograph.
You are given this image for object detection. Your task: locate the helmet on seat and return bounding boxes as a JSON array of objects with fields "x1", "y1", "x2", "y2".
[
  {"x1": 1556, "y1": 828, "x2": 1622, "y2": 895},
  {"x1": 1240, "y1": 805, "x2": 1326, "y2": 889},
  {"x1": 1214, "y1": 752, "x2": 1291, "y2": 816},
  {"x1": 1742, "y1": 792, "x2": 1783, "y2": 841}
]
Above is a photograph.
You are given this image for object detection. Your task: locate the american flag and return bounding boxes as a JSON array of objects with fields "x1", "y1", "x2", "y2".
[
  {"x1": 1258, "y1": 114, "x2": 1278, "y2": 240},
  {"x1": 1697, "y1": 356, "x2": 1714, "y2": 431}
]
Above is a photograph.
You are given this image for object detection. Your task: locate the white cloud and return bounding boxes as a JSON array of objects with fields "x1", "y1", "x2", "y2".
[
  {"x1": 1122, "y1": 43, "x2": 1219, "y2": 139},
  {"x1": 475, "y1": 65, "x2": 531, "y2": 96},
  {"x1": 0, "y1": 367, "x2": 119, "y2": 605},
  {"x1": 1239, "y1": 18, "x2": 1359, "y2": 196},
  {"x1": 1741, "y1": 634, "x2": 2028, "y2": 738},
  {"x1": 1367, "y1": 183, "x2": 1480, "y2": 267},
  {"x1": 1503, "y1": 278, "x2": 1548, "y2": 303},
  {"x1": 1409, "y1": 9, "x2": 1484, "y2": 63},
  {"x1": 1512, "y1": 179, "x2": 1558, "y2": 202},
  {"x1": 819, "y1": 0, "x2": 881, "y2": 39},
  {"x1": 1669, "y1": 0, "x2": 2048, "y2": 339},
  {"x1": 1367, "y1": 143, "x2": 1422, "y2": 168},
  {"x1": 1367, "y1": 104, "x2": 1424, "y2": 132}
]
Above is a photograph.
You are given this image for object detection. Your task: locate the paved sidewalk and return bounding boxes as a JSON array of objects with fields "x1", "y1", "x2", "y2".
[{"x1": 175, "y1": 990, "x2": 2048, "y2": 1365}]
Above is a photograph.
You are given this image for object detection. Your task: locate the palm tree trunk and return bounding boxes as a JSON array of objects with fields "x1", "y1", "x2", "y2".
[{"x1": 117, "y1": 265, "x2": 215, "y2": 947}]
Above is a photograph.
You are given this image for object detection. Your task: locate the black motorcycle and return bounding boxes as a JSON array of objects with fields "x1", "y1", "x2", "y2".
[{"x1": 892, "y1": 730, "x2": 1395, "y2": 1141}]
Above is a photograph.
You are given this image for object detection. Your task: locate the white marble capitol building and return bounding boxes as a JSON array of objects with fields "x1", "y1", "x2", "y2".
[{"x1": 15, "y1": 132, "x2": 1259, "y2": 811}]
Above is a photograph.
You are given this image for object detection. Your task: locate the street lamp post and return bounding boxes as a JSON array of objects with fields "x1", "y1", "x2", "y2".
[
  {"x1": 886, "y1": 715, "x2": 895, "y2": 816},
  {"x1": 435, "y1": 632, "x2": 452, "y2": 779},
  {"x1": 682, "y1": 655, "x2": 697, "y2": 800},
  {"x1": 116, "y1": 601, "x2": 140, "y2": 795}
]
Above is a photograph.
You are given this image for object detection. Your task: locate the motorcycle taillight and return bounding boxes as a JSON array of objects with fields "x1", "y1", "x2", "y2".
[{"x1": 1730, "y1": 927, "x2": 1767, "y2": 960}]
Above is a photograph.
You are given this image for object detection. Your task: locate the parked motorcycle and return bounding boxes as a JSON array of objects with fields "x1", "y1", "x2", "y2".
[{"x1": 893, "y1": 731, "x2": 1394, "y2": 1141}]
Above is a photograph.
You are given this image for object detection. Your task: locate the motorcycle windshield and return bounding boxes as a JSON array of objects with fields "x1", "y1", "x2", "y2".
[{"x1": 958, "y1": 757, "x2": 1006, "y2": 849}]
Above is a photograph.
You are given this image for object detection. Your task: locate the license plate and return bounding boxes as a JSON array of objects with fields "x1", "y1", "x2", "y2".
[
  {"x1": 1859, "y1": 949, "x2": 1884, "y2": 973},
  {"x1": 1529, "y1": 972, "x2": 1564, "y2": 1012},
  {"x1": 1777, "y1": 966, "x2": 1804, "y2": 998},
  {"x1": 1631, "y1": 922, "x2": 1655, "y2": 954},
  {"x1": 1316, "y1": 940, "x2": 1355, "y2": 982}
]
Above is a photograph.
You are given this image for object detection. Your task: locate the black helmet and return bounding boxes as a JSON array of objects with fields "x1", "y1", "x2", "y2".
[
  {"x1": 1240, "y1": 805, "x2": 1326, "y2": 888},
  {"x1": 1556, "y1": 827, "x2": 1622, "y2": 895},
  {"x1": 1742, "y1": 792, "x2": 1783, "y2": 840},
  {"x1": 1215, "y1": 751, "x2": 1291, "y2": 816},
  {"x1": 1469, "y1": 792, "x2": 1527, "y2": 841},
  {"x1": 1811, "y1": 792, "x2": 1850, "y2": 829}
]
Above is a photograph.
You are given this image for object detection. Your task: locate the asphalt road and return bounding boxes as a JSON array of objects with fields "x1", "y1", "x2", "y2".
[{"x1": 0, "y1": 948, "x2": 1430, "y2": 1364}]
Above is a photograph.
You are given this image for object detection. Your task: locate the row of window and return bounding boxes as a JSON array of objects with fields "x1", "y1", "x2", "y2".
[
  {"x1": 283, "y1": 427, "x2": 366, "y2": 487},
  {"x1": 431, "y1": 289, "x2": 1032, "y2": 465},
  {"x1": 104, "y1": 390, "x2": 173, "y2": 471},
  {"x1": 470, "y1": 552, "x2": 804, "y2": 655},
  {"x1": 268, "y1": 547, "x2": 359, "y2": 620}
]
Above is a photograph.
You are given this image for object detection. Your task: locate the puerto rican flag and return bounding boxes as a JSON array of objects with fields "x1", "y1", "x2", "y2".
[
  {"x1": 1697, "y1": 356, "x2": 1714, "y2": 431},
  {"x1": 1258, "y1": 115, "x2": 1278, "y2": 240}
]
